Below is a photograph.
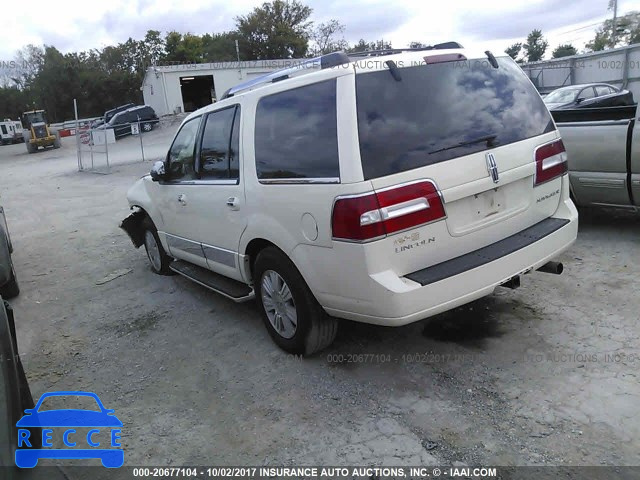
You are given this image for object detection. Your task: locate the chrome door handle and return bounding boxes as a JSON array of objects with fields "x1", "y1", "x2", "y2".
[
  {"x1": 177, "y1": 194, "x2": 187, "y2": 206},
  {"x1": 226, "y1": 197, "x2": 239, "y2": 210}
]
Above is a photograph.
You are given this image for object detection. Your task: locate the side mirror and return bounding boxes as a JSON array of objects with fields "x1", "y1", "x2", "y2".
[
  {"x1": 575, "y1": 97, "x2": 584, "y2": 104},
  {"x1": 150, "y1": 161, "x2": 165, "y2": 182}
]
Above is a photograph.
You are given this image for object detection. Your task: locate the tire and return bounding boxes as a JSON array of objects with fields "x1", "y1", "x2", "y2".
[
  {"x1": 254, "y1": 247, "x2": 337, "y2": 355},
  {"x1": 26, "y1": 142, "x2": 36, "y2": 154},
  {"x1": 0, "y1": 262, "x2": 19, "y2": 299},
  {"x1": 142, "y1": 122, "x2": 152, "y2": 132},
  {"x1": 53, "y1": 135, "x2": 61, "y2": 149},
  {"x1": 142, "y1": 218, "x2": 172, "y2": 275}
]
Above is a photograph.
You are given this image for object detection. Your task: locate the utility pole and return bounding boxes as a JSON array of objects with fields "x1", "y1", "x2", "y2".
[
  {"x1": 235, "y1": 39, "x2": 242, "y2": 80},
  {"x1": 611, "y1": 0, "x2": 618, "y2": 48}
]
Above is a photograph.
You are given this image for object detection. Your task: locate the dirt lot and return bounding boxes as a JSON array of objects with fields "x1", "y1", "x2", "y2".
[{"x1": 1, "y1": 124, "x2": 639, "y2": 473}]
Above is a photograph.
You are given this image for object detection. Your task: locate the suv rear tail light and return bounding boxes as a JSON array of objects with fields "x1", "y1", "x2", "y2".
[
  {"x1": 332, "y1": 181, "x2": 446, "y2": 242},
  {"x1": 534, "y1": 139, "x2": 568, "y2": 186}
]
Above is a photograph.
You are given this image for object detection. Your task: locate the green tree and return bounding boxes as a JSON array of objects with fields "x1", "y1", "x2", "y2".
[
  {"x1": 235, "y1": 0, "x2": 312, "y2": 59},
  {"x1": 0, "y1": 86, "x2": 30, "y2": 119},
  {"x1": 201, "y1": 32, "x2": 242, "y2": 62},
  {"x1": 409, "y1": 41, "x2": 426, "y2": 49},
  {"x1": 139, "y1": 30, "x2": 165, "y2": 68},
  {"x1": 552, "y1": 43, "x2": 577, "y2": 58},
  {"x1": 523, "y1": 29, "x2": 548, "y2": 62},
  {"x1": 346, "y1": 39, "x2": 392, "y2": 53},
  {"x1": 308, "y1": 19, "x2": 348, "y2": 56},
  {"x1": 586, "y1": 31, "x2": 610, "y2": 51},
  {"x1": 586, "y1": 11, "x2": 640, "y2": 51},
  {"x1": 163, "y1": 32, "x2": 205, "y2": 63},
  {"x1": 505, "y1": 43, "x2": 522, "y2": 61},
  {"x1": 11, "y1": 44, "x2": 44, "y2": 88}
]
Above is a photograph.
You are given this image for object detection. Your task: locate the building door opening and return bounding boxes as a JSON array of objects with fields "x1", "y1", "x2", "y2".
[{"x1": 180, "y1": 75, "x2": 215, "y2": 112}]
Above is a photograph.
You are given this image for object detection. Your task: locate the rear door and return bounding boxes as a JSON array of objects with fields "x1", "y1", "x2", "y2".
[
  {"x1": 630, "y1": 117, "x2": 640, "y2": 205},
  {"x1": 187, "y1": 105, "x2": 246, "y2": 280},
  {"x1": 559, "y1": 119, "x2": 632, "y2": 206},
  {"x1": 352, "y1": 55, "x2": 563, "y2": 276}
]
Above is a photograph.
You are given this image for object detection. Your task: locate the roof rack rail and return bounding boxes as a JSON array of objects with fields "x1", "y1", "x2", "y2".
[
  {"x1": 221, "y1": 51, "x2": 350, "y2": 100},
  {"x1": 348, "y1": 41, "x2": 464, "y2": 58}
]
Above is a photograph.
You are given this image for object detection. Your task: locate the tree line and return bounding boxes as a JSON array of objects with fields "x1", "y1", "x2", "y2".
[
  {"x1": 0, "y1": 0, "x2": 397, "y2": 122},
  {"x1": 506, "y1": 10, "x2": 639, "y2": 63},
  {"x1": 1, "y1": 0, "x2": 638, "y2": 122}
]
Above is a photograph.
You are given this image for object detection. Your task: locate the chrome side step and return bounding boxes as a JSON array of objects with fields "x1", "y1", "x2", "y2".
[{"x1": 170, "y1": 260, "x2": 254, "y2": 303}]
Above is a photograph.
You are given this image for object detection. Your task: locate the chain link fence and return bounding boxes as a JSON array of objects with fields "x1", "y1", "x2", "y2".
[{"x1": 73, "y1": 99, "x2": 184, "y2": 174}]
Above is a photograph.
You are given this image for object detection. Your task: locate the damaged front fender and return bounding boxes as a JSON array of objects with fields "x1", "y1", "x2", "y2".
[{"x1": 120, "y1": 207, "x2": 146, "y2": 248}]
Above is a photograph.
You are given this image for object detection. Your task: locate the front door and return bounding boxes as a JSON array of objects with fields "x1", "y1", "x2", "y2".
[
  {"x1": 158, "y1": 106, "x2": 247, "y2": 281},
  {"x1": 153, "y1": 115, "x2": 207, "y2": 268}
]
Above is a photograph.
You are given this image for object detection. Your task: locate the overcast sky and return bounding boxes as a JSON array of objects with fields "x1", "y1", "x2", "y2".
[{"x1": 0, "y1": 0, "x2": 636, "y2": 61}]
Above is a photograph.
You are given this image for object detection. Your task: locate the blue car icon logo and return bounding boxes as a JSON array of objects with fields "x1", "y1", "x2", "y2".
[{"x1": 15, "y1": 391, "x2": 123, "y2": 468}]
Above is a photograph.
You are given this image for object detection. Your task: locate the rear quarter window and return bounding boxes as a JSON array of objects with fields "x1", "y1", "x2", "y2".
[
  {"x1": 254, "y1": 79, "x2": 339, "y2": 180},
  {"x1": 355, "y1": 56, "x2": 555, "y2": 180}
]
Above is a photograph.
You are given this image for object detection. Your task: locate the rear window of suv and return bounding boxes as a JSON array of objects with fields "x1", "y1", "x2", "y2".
[{"x1": 355, "y1": 56, "x2": 555, "y2": 180}]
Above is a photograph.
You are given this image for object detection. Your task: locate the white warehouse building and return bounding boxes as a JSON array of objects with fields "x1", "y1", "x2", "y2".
[{"x1": 141, "y1": 59, "x2": 303, "y2": 116}]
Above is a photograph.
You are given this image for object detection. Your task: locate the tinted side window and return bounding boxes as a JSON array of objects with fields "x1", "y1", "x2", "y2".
[
  {"x1": 255, "y1": 80, "x2": 339, "y2": 180},
  {"x1": 229, "y1": 109, "x2": 240, "y2": 179},
  {"x1": 199, "y1": 107, "x2": 238, "y2": 180},
  {"x1": 167, "y1": 117, "x2": 201, "y2": 181},
  {"x1": 580, "y1": 87, "x2": 595, "y2": 99},
  {"x1": 140, "y1": 107, "x2": 154, "y2": 119}
]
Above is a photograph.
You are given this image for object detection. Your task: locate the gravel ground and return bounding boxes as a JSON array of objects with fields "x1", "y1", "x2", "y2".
[{"x1": 1, "y1": 124, "x2": 638, "y2": 474}]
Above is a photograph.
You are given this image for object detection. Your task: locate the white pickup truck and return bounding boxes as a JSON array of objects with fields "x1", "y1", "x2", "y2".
[{"x1": 553, "y1": 105, "x2": 639, "y2": 209}]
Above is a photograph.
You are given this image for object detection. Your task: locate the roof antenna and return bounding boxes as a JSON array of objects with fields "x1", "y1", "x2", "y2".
[
  {"x1": 385, "y1": 60, "x2": 402, "y2": 81},
  {"x1": 485, "y1": 51, "x2": 499, "y2": 68}
]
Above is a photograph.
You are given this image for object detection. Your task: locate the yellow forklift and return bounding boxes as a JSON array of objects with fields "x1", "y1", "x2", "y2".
[{"x1": 22, "y1": 110, "x2": 61, "y2": 153}]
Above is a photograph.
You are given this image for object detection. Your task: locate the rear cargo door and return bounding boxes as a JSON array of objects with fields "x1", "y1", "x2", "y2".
[{"x1": 354, "y1": 55, "x2": 564, "y2": 276}]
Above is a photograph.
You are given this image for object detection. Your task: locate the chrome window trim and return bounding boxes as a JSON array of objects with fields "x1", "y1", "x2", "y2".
[
  {"x1": 160, "y1": 179, "x2": 239, "y2": 186},
  {"x1": 258, "y1": 177, "x2": 340, "y2": 184}
]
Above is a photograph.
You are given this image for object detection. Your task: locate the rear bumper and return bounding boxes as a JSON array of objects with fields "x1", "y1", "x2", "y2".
[{"x1": 321, "y1": 197, "x2": 578, "y2": 326}]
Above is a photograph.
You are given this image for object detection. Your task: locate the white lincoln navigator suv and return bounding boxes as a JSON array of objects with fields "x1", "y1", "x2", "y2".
[{"x1": 122, "y1": 44, "x2": 578, "y2": 355}]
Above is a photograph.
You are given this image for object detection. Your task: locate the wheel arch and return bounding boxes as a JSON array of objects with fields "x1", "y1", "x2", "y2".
[
  {"x1": 244, "y1": 238, "x2": 282, "y2": 282},
  {"x1": 120, "y1": 205, "x2": 164, "y2": 250}
]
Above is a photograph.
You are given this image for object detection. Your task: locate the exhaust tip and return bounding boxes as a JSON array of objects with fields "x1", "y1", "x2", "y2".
[{"x1": 537, "y1": 261, "x2": 563, "y2": 275}]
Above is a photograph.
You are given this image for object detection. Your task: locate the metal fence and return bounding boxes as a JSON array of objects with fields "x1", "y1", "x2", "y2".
[
  {"x1": 73, "y1": 100, "x2": 170, "y2": 174},
  {"x1": 521, "y1": 43, "x2": 640, "y2": 98},
  {"x1": 75, "y1": 121, "x2": 152, "y2": 174}
]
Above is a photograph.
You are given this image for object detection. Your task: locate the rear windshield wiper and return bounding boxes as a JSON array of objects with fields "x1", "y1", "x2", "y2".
[{"x1": 429, "y1": 135, "x2": 498, "y2": 155}]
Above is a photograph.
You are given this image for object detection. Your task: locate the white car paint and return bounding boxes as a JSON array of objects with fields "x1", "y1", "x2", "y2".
[{"x1": 126, "y1": 47, "x2": 578, "y2": 327}]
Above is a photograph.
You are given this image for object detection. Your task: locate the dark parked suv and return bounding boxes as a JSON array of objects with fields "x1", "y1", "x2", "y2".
[
  {"x1": 107, "y1": 105, "x2": 159, "y2": 139},
  {"x1": 92, "y1": 103, "x2": 136, "y2": 129}
]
